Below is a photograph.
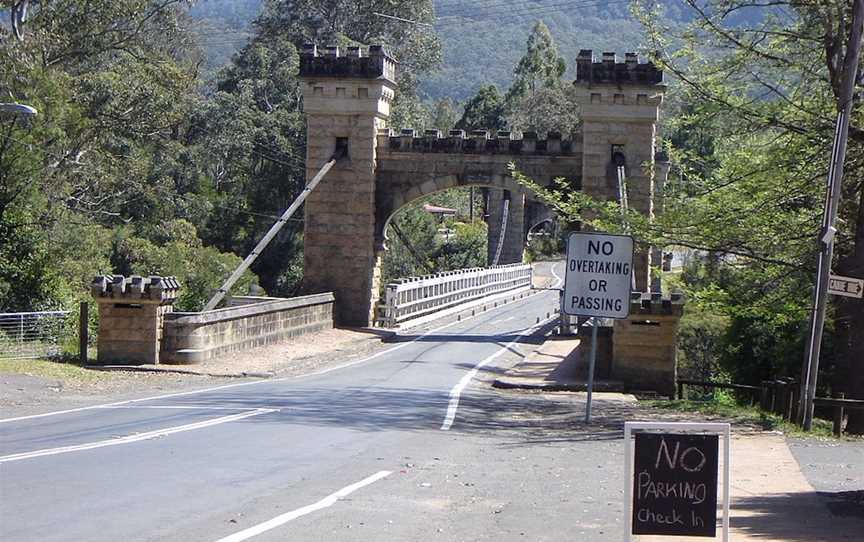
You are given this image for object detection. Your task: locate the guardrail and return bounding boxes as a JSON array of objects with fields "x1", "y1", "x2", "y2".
[
  {"x1": 676, "y1": 378, "x2": 864, "y2": 436},
  {"x1": 378, "y1": 263, "x2": 533, "y2": 328},
  {"x1": 0, "y1": 311, "x2": 70, "y2": 360}
]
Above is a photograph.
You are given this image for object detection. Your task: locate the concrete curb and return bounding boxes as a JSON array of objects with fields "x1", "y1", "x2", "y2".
[{"x1": 84, "y1": 365, "x2": 271, "y2": 379}]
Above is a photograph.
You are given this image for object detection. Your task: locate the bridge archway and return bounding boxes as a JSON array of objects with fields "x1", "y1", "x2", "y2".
[{"x1": 377, "y1": 173, "x2": 528, "y2": 265}]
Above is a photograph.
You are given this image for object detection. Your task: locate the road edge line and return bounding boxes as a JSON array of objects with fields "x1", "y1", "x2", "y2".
[{"x1": 211, "y1": 470, "x2": 393, "y2": 542}]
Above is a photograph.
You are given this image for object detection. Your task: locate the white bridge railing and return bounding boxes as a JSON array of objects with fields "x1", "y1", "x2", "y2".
[{"x1": 378, "y1": 263, "x2": 533, "y2": 328}]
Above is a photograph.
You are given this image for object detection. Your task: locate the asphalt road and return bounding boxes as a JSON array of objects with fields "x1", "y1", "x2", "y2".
[{"x1": 3, "y1": 261, "x2": 640, "y2": 542}]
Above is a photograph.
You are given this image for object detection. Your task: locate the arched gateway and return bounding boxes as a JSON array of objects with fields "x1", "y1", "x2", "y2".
[{"x1": 299, "y1": 45, "x2": 666, "y2": 326}]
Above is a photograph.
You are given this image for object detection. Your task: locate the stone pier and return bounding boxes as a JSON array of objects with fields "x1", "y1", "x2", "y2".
[
  {"x1": 486, "y1": 188, "x2": 526, "y2": 264},
  {"x1": 91, "y1": 275, "x2": 180, "y2": 365}
]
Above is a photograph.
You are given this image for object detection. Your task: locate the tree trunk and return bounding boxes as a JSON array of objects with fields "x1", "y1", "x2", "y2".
[{"x1": 836, "y1": 187, "x2": 864, "y2": 433}]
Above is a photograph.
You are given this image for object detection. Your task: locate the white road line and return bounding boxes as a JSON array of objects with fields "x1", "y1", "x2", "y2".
[
  {"x1": 212, "y1": 470, "x2": 392, "y2": 542},
  {"x1": 0, "y1": 319, "x2": 466, "y2": 425},
  {"x1": 0, "y1": 408, "x2": 274, "y2": 463},
  {"x1": 440, "y1": 319, "x2": 550, "y2": 431},
  {"x1": 0, "y1": 285, "x2": 557, "y2": 426},
  {"x1": 96, "y1": 405, "x2": 265, "y2": 411},
  {"x1": 550, "y1": 261, "x2": 564, "y2": 288}
]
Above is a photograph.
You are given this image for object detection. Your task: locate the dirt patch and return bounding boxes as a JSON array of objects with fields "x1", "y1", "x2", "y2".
[
  {"x1": 0, "y1": 359, "x2": 218, "y2": 418},
  {"x1": 0, "y1": 327, "x2": 397, "y2": 418}
]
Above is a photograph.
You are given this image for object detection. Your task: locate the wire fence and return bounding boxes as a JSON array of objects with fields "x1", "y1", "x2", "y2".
[{"x1": 0, "y1": 311, "x2": 72, "y2": 360}]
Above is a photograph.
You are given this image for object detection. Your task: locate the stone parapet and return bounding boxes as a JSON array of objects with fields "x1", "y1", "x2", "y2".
[
  {"x1": 574, "y1": 50, "x2": 663, "y2": 86},
  {"x1": 161, "y1": 293, "x2": 335, "y2": 364},
  {"x1": 611, "y1": 291, "x2": 685, "y2": 397}
]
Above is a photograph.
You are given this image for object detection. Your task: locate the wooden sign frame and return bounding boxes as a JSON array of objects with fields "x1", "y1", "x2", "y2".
[{"x1": 624, "y1": 422, "x2": 731, "y2": 541}]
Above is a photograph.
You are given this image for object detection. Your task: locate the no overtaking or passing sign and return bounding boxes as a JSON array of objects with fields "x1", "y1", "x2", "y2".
[{"x1": 564, "y1": 232, "x2": 634, "y2": 319}]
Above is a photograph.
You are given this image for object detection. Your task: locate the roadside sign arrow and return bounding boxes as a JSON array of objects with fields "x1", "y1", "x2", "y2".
[{"x1": 828, "y1": 274, "x2": 864, "y2": 299}]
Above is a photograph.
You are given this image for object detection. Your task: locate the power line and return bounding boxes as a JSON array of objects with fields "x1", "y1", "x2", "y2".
[{"x1": 434, "y1": 0, "x2": 631, "y2": 27}]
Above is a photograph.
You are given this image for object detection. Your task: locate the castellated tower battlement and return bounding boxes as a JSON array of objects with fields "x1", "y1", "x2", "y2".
[{"x1": 299, "y1": 44, "x2": 397, "y2": 83}]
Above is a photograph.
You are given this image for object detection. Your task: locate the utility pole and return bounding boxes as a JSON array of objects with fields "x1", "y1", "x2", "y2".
[{"x1": 798, "y1": 0, "x2": 864, "y2": 430}]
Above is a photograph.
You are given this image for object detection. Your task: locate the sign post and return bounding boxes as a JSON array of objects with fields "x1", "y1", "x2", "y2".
[
  {"x1": 563, "y1": 232, "x2": 634, "y2": 423},
  {"x1": 624, "y1": 422, "x2": 731, "y2": 542}
]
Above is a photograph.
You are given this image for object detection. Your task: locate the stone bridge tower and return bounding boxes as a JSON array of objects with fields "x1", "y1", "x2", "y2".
[
  {"x1": 573, "y1": 50, "x2": 665, "y2": 291},
  {"x1": 299, "y1": 44, "x2": 396, "y2": 325}
]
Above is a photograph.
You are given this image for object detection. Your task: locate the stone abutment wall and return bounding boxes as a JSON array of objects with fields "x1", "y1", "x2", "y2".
[{"x1": 91, "y1": 275, "x2": 334, "y2": 365}]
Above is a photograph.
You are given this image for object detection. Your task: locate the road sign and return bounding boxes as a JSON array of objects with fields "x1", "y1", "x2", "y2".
[
  {"x1": 828, "y1": 274, "x2": 863, "y2": 299},
  {"x1": 563, "y1": 232, "x2": 634, "y2": 319},
  {"x1": 624, "y1": 422, "x2": 732, "y2": 542}
]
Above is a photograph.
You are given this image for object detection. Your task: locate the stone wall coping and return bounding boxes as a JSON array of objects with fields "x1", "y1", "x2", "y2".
[
  {"x1": 165, "y1": 292, "x2": 335, "y2": 326},
  {"x1": 91, "y1": 274, "x2": 180, "y2": 305}
]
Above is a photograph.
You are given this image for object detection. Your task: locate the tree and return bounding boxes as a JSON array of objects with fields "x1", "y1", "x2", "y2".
[
  {"x1": 634, "y1": 0, "x2": 864, "y2": 431},
  {"x1": 505, "y1": 21, "x2": 566, "y2": 105},
  {"x1": 505, "y1": 85, "x2": 581, "y2": 137},
  {"x1": 429, "y1": 98, "x2": 459, "y2": 132},
  {"x1": 0, "y1": 0, "x2": 218, "y2": 310},
  {"x1": 455, "y1": 85, "x2": 506, "y2": 131},
  {"x1": 187, "y1": 35, "x2": 307, "y2": 297},
  {"x1": 502, "y1": 20, "x2": 578, "y2": 136}
]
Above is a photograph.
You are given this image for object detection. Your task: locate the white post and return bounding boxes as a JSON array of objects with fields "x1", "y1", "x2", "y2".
[
  {"x1": 584, "y1": 317, "x2": 599, "y2": 423},
  {"x1": 623, "y1": 423, "x2": 633, "y2": 542},
  {"x1": 723, "y1": 425, "x2": 731, "y2": 542}
]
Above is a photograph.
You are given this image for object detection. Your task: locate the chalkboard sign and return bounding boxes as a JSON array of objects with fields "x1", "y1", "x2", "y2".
[{"x1": 632, "y1": 433, "x2": 719, "y2": 537}]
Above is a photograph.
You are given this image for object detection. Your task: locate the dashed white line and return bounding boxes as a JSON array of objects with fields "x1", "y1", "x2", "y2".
[
  {"x1": 212, "y1": 470, "x2": 392, "y2": 542},
  {"x1": 0, "y1": 408, "x2": 275, "y2": 463}
]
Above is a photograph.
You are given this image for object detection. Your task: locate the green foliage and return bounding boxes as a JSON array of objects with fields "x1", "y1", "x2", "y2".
[
  {"x1": 382, "y1": 188, "x2": 488, "y2": 286},
  {"x1": 506, "y1": 21, "x2": 566, "y2": 103},
  {"x1": 508, "y1": 0, "x2": 863, "y2": 390},
  {"x1": 429, "y1": 98, "x2": 460, "y2": 132},
  {"x1": 111, "y1": 220, "x2": 256, "y2": 311},
  {"x1": 455, "y1": 85, "x2": 506, "y2": 131},
  {"x1": 425, "y1": 3, "x2": 662, "y2": 101},
  {"x1": 525, "y1": 234, "x2": 561, "y2": 262},
  {"x1": 506, "y1": 85, "x2": 581, "y2": 137},
  {"x1": 431, "y1": 220, "x2": 488, "y2": 270}
]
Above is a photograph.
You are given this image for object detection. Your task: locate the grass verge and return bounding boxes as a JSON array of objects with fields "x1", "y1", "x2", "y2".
[
  {"x1": 644, "y1": 399, "x2": 850, "y2": 440},
  {"x1": 0, "y1": 357, "x2": 107, "y2": 384}
]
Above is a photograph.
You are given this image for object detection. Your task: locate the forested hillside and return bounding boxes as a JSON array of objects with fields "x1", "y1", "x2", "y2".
[{"x1": 187, "y1": 0, "x2": 691, "y2": 100}]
